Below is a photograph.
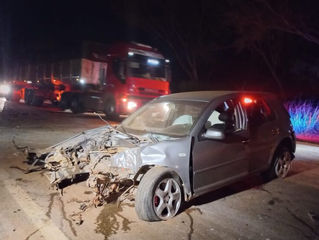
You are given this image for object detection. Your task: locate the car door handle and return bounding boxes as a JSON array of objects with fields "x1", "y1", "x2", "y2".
[
  {"x1": 242, "y1": 139, "x2": 250, "y2": 144},
  {"x1": 272, "y1": 128, "x2": 280, "y2": 136}
]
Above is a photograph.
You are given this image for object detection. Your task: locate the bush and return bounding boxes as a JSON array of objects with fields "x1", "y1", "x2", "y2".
[{"x1": 285, "y1": 101, "x2": 319, "y2": 135}]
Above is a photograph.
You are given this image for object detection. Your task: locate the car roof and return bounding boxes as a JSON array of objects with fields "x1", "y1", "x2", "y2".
[{"x1": 157, "y1": 91, "x2": 276, "y2": 102}]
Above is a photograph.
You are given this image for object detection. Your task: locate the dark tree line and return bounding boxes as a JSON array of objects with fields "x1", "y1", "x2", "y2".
[{"x1": 113, "y1": 0, "x2": 319, "y2": 96}]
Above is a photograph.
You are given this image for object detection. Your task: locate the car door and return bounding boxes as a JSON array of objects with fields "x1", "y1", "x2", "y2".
[
  {"x1": 244, "y1": 96, "x2": 278, "y2": 173},
  {"x1": 192, "y1": 98, "x2": 250, "y2": 196}
]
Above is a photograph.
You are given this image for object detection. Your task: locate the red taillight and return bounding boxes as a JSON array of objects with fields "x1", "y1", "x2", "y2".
[{"x1": 121, "y1": 97, "x2": 127, "y2": 103}]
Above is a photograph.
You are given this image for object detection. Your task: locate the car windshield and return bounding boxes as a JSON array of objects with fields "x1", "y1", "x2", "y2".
[
  {"x1": 127, "y1": 54, "x2": 167, "y2": 80},
  {"x1": 120, "y1": 100, "x2": 207, "y2": 137}
]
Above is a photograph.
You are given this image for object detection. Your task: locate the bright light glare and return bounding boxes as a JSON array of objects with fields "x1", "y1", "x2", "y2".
[
  {"x1": 128, "y1": 52, "x2": 134, "y2": 56},
  {"x1": 121, "y1": 97, "x2": 128, "y2": 103},
  {"x1": 0, "y1": 97, "x2": 6, "y2": 112},
  {"x1": 165, "y1": 59, "x2": 170, "y2": 63},
  {"x1": 127, "y1": 101, "x2": 137, "y2": 110},
  {"x1": 79, "y1": 78, "x2": 86, "y2": 85},
  {"x1": 243, "y1": 97, "x2": 253, "y2": 104},
  {"x1": 0, "y1": 84, "x2": 11, "y2": 95},
  {"x1": 147, "y1": 59, "x2": 159, "y2": 65}
]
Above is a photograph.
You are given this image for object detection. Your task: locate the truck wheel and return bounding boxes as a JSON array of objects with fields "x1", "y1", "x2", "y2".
[
  {"x1": 58, "y1": 94, "x2": 70, "y2": 110},
  {"x1": 104, "y1": 99, "x2": 118, "y2": 120},
  {"x1": 12, "y1": 95, "x2": 20, "y2": 103},
  {"x1": 31, "y1": 95, "x2": 43, "y2": 106},
  {"x1": 25, "y1": 90, "x2": 32, "y2": 105},
  {"x1": 135, "y1": 167, "x2": 183, "y2": 222},
  {"x1": 263, "y1": 146, "x2": 293, "y2": 181},
  {"x1": 70, "y1": 97, "x2": 83, "y2": 114}
]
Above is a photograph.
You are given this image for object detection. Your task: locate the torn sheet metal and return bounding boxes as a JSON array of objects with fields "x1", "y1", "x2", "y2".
[
  {"x1": 25, "y1": 124, "x2": 193, "y2": 205},
  {"x1": 26, "y1": 125, "x2": 151, "y2": 204}
]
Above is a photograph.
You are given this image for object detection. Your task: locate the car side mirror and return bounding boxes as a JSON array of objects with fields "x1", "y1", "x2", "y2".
[{"x1": 202, "y1": 126, "x2": 225, "y2": 140}]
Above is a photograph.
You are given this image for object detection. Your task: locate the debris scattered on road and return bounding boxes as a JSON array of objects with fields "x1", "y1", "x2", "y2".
[{"x1": 71, "y1": 213, "x2": 83, "y2": 225}]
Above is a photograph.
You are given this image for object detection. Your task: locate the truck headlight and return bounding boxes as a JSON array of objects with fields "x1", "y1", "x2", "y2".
[
  {"x1": 0, "y1": 84, "x2": 11, "y2": 95},
  {"x1": 127, "y1": 101, "x2": 137, "y2": 110}
]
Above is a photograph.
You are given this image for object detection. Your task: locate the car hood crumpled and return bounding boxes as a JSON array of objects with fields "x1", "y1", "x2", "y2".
[{"x1": 26, "y1": 125, "x2": 153, "y2": 187}]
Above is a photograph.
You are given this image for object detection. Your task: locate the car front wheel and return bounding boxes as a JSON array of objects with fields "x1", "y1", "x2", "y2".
[
  {"x1": 135, "y1": 167, "x2": 182, "y2": 221},
  {"x1": 264, "y1": 146, "x2": 293, "y2": 180}
]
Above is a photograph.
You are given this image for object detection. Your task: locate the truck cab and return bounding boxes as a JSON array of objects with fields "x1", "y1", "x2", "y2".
[{"x1": 62, "y1": 42, "x2": 170, "y2": 118}]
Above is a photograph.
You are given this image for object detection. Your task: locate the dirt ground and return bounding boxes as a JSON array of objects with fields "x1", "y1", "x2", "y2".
[{"x1": 0, "y1": 98, "x2": 319, "y2": 240}]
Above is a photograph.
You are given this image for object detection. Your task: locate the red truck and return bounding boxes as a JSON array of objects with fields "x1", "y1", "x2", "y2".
[
  {"x1": 20, "y1": 42, "x2": 170, "y2": 119},
  {"x1": 60, "y1": 42, "x2": 171, "y2": 118}
]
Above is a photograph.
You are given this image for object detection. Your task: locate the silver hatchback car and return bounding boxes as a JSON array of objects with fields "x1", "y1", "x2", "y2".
[
  {"x1": 118, "y1": 91, "x2": 296, "y2": 221},
  {"x1": 31, "y1": 91, "x2": 296, "y2": 222}
]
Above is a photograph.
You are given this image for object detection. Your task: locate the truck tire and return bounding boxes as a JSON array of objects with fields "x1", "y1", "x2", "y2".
[
  {"x1": 70, "y1": 97, "x2": 83, "y2": 114},
  {"x1": 25, "y1": 89, "x2": 32, "y2": 105},
  {"x1": 31, "y1": 95, "x2": 43, "y2": 107},
  {"x1": 58, "y1": 93, "x2": 71, "y2": 110},
  {"x1": 104, "y1": 98, "x2": 118, "y2": 120},
  {"x1": 135, "y1": 167, "x2": 183, "y2": 222}
]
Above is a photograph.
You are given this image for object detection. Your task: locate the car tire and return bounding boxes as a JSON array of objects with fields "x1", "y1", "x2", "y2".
[
  {"x1": 70, "y1": 97, "x2": 83, "y2": 114},
  {"x1": 263, "y1": 146, "x2": 293, "y2": 181},
  {"x1": 104, "y1": 98, "x2": 118, "y2": 120},
  {"x1": 135, "y1": 167, "x2": 183, "y2": 222}
]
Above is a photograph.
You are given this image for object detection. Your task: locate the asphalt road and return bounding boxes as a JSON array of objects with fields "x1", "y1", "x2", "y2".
[{"x1": 0, "y1": 98, "x2": 319, "y2": 240}]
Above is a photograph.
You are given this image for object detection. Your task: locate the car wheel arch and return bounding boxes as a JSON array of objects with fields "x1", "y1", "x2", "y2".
[
  {"x1": 268, "y1": 137, "x2": 295, "y2": 167},
  {"x1": 134, "y1": 165, "x2": 191, "y2": 202}
]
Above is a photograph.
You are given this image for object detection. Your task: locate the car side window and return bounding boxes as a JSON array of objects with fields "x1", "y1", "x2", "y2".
[
  {"x1": 245, "y1": 98, "x2": 274, "y2": 124},
  {"x1": 205, "y1": 99, "x2": 247, "y2": 132}
]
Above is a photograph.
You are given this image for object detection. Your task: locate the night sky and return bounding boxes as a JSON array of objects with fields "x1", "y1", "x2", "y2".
[{"x1": 1, "y1": 0, "x2": 319, "y2": 98}]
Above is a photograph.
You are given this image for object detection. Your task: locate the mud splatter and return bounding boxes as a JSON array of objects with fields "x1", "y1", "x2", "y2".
[
  {"x1": 95, "y1": 203, "x2": 134, "y2": 240},
  {"x1": 185, "y1": 208, "x2": 203, "y2": 240},
  {"x1": 84, "y1": 191, "x2": 93, "y2": 195}
]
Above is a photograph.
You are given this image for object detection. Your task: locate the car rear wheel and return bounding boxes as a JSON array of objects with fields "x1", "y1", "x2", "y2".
[
  {"x1": 135, "y1": 167, "x2": 182, "y2": 221},
  {"x1": 263, "y1": 146, "x2": 293, "y2": 180}
]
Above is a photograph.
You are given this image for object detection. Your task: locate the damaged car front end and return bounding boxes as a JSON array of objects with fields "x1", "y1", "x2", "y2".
[{"x1": 26, "y1": 97, "x2": 206, "y2": 221}]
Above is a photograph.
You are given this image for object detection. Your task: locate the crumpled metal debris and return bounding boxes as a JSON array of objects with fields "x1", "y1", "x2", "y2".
[{"x1": 26, "y1": 125, "x2": 151, "y2": 205}]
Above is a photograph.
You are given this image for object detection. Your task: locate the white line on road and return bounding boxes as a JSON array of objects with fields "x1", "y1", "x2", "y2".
[{"x1": 3, "y1": 177, "x2": 69, "y2": 240}]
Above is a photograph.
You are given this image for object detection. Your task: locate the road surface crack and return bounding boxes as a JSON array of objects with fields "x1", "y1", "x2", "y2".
[
  {"x1": 24, "y1": 228, "x2": 40, "y2": 240},
  {"x1": 57, "y1": 196, "x2": 77, "y2": 237},
  {"x1": 286, "y1": 207, "x2": 319, "y2": 238}
]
